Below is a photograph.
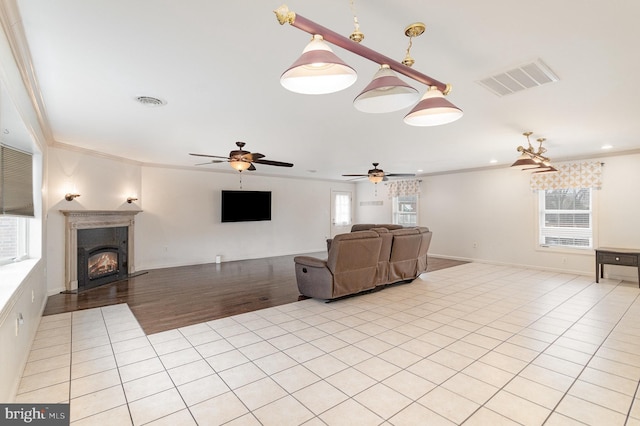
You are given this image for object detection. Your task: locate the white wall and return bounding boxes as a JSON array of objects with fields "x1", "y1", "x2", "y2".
[
  {"x1": 137, "y1": 166, "x2": 354, "y2": 269},
  {"x1": 46, "y1": 147, "x2": 142, "y2": 294},
  {"x1": 421, "y1": 153, "x2": 640, "y2": 280},
  {"x1": 354, "y1": 181, "x2": 392, "y2": 224}
]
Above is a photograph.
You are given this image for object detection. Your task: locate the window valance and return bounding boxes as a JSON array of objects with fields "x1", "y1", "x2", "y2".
[
  {"x1": 387, "y1": 179, "x2": 421, "y2": 198},
  {"x1": 530, "y1": 161, "x2": 602, "y2": 191}
]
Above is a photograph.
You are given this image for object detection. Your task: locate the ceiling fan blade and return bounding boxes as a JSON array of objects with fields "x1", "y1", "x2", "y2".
[
  {"x1": 243, "y1": 153, "x2": 265, "y2": 162},
  {"x1": 385, "y1": 173, "x2": 416, "y2": 177},
  {"x1": 341, "y1": 174, "x2": 368, "y2": 177},
  {"x1": 189, "y1": 153, "x2": 229, "y2": 159},
  {"x1": 383, "y1": 176, "x2": 389, "y2": 181},
  {"x1": 248, "y1": 163, "x2": 257, "y2": 171},
  {"x1": 195, "y1": 159, "x2": 227, "y2": 166},
  {"x1": 253, "y1": 159, "x2": 294, "y2": 167}
]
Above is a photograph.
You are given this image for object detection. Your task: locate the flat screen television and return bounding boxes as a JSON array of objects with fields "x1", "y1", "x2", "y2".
[{"x1": 221, "y1": 190, "x2": 272, "y2": 222}]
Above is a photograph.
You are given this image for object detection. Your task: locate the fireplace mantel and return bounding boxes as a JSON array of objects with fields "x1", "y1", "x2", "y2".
[{"x1": 61, "y1": 210, "x2": 142, "y2": 292}]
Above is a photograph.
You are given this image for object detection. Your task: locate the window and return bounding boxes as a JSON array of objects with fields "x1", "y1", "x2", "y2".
[
  {"x1": 393, "y1": 195, "x2": 418, "y2": 226},
  {"x1": 538, "y1": 188, "x2": 592, "y2": 249},
  {"x1": 0, "y1": 216, "x2": 28, "y2": 264}
]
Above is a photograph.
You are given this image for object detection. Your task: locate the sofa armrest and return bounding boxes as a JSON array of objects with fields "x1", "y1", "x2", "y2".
[{"x1": 294, "y1": 256, "x2": 327, "y2": 268}]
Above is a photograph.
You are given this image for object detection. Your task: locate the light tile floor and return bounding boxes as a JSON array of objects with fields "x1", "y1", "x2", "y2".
[{"x1": 15, "y1": 263, "x2": 640, "y2": 425}]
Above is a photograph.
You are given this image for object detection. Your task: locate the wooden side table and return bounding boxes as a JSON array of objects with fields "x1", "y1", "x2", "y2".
[{"x1": 595, "y1": 247, "x2": 640, "y2": 287}]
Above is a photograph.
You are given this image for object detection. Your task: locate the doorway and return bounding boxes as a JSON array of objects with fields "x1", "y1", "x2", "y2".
[{"x1": 330, "y1": 190, "x2": 353, "y2": 238}]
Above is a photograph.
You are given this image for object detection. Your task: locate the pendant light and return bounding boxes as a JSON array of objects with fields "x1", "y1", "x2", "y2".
[
  {"x1": 280, "y1": 34, "x2": 357, "y2": 95},
  {"x1": 353, "y1": 65, "x2": 420, "y2": 113},
  {"x1": 403, "y1": 86, "x2": 463, "y2": 126}
]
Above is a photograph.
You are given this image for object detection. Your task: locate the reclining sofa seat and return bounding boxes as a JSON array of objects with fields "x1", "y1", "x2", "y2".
[
  {"x1": 369, "y1": 227, "x2": 393, "y2": 286},
  {"x1": 294, "y1": 230, "x2": 382, "y2": 300},
  {"x1": 387, "y1": 227, "x2": 432, "y2": 282}
]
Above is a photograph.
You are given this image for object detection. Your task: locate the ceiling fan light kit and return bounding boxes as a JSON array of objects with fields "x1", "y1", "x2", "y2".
[
  {"x1": 343, "y1": 162, "x2": 415, "y2": 184},
  {"x1": 274, "y1": 4, "x2": 462, "y2": 126},
  {"x1": 190, "y1": 141, "x2": 293, "y2": 173}
]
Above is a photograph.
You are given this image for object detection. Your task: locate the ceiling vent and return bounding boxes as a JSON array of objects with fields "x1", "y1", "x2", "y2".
[
  {"x1": 476, "y1": 59, "x2": 559, "y2": 97},
  {"x1": 135, "y1": 96, "x2": 167, "y2": 106}
]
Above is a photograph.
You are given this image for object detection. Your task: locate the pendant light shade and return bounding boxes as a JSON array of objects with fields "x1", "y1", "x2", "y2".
[
  {"x1": 510, "y1": 153, "x2": 539, "y2": 169},
  {"x1": 353, "y1": 65, "x2": 419, "y2": 113},
  {"x1": 280, "y1": 34, "x2": 357, "y2": 95},
  {"x1": 403, "y1": 86, "x2": 463, "y2": 126}
]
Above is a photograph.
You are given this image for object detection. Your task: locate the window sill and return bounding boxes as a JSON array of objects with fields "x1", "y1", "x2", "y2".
[
  {"x1": 0, "y1": 258, "x2": 40, "y2": 322},
  {"x1": 535, "y1": 245, "x2": 594, "y2": 256}
]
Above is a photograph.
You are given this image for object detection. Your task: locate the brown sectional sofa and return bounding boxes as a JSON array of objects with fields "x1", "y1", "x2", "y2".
[{"x1": 294, "y1": 225, "x2": 432, "y2": 300}]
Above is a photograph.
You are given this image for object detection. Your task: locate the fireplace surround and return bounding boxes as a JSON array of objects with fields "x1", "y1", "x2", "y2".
[{"x1": 61, "y1": 210, "x2": 141, "y2": 292}]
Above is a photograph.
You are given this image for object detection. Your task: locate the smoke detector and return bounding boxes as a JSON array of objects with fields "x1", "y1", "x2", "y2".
[
  {"x1": 476, "y1": 59, "x2": 559, "y2": 97},
  {"x1": 135, "y1": 96, "x2": 167, "y2": 106}
]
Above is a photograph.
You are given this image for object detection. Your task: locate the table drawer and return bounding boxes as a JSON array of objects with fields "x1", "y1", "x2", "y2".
[{"x1": 598, "y1": 253, "x2": 638, "y2": 266}]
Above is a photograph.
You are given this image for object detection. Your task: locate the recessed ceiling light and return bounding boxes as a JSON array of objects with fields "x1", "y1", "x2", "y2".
[
  {"x1": 601, "y1": 144, "x2": 613, "y2": 150},
  {"x1": 416, "y1": 169, "x2": 423, "y2": 173},
  {"x1": 135, "y1": 96, "x2": 167, "y2": 107},
  {"x1": 490, "y1": 159, "x2": 498, "y2": 164}
]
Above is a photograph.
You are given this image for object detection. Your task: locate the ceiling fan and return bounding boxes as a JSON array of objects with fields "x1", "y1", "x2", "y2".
[
  {"x1": 190, "y1": 142, "x2": 294, "y2": 172},
  {"x1": 343, "y1": 163, "x2": 415, "y2": 183}
]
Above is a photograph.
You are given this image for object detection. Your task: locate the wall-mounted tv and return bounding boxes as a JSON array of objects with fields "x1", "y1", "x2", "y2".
[{"x1": 221, "y1": 190, "x2": 272, "y2": 222}]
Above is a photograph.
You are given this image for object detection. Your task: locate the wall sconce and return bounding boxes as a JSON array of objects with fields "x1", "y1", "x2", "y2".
[
  {"x1": 126, "y1": 197, "x2": 138, "y2": 204},
  {"x1": 64, "y1": 193, "x2": 80, "y2": 201}
]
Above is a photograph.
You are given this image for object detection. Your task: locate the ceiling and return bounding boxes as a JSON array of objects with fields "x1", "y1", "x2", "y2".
[{"x1": 6, "y1": 0, "x2": 640, "y2": 180}]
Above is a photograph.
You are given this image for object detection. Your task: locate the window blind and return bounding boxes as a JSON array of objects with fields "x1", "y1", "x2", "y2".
[{"x1": 1, "y1": 144, "x2": 34, "y2": 217}]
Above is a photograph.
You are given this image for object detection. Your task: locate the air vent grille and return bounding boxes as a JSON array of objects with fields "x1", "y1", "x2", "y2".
[
  {"x1": 135, "y1": 96, "x2": 167, "y2": 106},
  {"x1": 477, "y1": 59, "x2": 559, "y2": 97}
]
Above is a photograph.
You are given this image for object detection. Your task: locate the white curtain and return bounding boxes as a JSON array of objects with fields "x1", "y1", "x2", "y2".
[
  {"x1": 387, "y1": 179, "x2": 421, "y2": 198},
  {"x1": 530, "y1": 161, "x2": 602, "y2": 191}
]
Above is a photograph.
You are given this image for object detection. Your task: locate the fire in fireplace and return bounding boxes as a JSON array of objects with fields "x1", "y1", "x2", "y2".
[
  {"x1": 88, "y1": 248, "x2": 119, "y2": 280},
  {"x1": 77, "y1": 226, "x2": 128, "y2": 291}
]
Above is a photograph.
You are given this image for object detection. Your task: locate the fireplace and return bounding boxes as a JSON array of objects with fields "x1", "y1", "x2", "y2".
[
  {"x1": 76, "y1": 226, "x2": 128, "y2": 290},
  {"x1": 61, "y1": 210, "x2": 141, "y2": 292}
]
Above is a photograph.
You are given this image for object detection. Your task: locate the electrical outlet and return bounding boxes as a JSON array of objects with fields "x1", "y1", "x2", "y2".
[{"x1": 32, "y1": 290, "x2": 35, "y2": 303}]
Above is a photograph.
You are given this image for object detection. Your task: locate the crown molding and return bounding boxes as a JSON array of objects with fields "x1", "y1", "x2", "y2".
[{"x1": 0, "y1": 0, "x2": 54, "y2": 146}]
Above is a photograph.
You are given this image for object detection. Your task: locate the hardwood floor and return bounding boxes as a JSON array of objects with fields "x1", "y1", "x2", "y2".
[{"x1": 43, "y1": 254, "x2": 468, "y2": 335}]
